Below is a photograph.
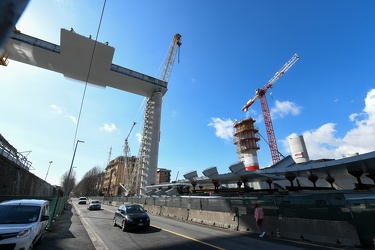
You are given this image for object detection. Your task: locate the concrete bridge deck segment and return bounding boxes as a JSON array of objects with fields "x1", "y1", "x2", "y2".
[{"x1": 3, "y1": 28, "x2": 167, "y2": 97}]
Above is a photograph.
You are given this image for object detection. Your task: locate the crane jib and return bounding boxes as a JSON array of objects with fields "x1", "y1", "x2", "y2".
[{"x1": 242, "y1": 54, "x2": 299, "y2": 112}]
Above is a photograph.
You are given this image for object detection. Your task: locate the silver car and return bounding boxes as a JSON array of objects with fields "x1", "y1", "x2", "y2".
[
  {"x1": 87, "y1": 200, "x2": 101, "y2": 210},
  {"x1": 78, "y1": 197, "x2": 87, "y2": 204},
  {"x1": 0, "y1": 199, "x2": 50, "y2": 250}
]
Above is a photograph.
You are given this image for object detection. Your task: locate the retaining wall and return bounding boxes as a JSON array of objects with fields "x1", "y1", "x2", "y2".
[{"x1": 0, "y1": 156, "x2": 58, "y2": 196}]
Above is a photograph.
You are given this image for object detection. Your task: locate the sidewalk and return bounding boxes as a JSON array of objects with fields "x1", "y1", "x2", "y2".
[{"x1": 36, "y1": 203, "x2": 95, "y2": 250}]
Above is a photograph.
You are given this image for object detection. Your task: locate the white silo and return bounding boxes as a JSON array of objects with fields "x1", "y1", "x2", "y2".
[{"x1": 289, "y1": 135, "x2": 310, "y2": 163}]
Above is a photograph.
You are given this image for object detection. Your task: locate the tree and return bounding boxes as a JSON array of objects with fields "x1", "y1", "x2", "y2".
[
  {"x1": 73, "y1": 166, "x2": 104, "y2": 197},
  {"x1": 60, "y1": 170, "x2": 76, "y2": 196}
]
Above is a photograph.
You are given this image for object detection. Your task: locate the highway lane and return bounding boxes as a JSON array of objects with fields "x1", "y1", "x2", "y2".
[{"x1": 73, "y1": 200, "x2": 349, "y2": 250}]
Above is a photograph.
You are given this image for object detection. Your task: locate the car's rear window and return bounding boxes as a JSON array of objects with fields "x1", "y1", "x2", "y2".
[
  {"x1": 125, "y1": 205, "x2": 145, "y2": 214},
  {"x1": 0, "y1": 205, "x2": 41, "y2": 224}
]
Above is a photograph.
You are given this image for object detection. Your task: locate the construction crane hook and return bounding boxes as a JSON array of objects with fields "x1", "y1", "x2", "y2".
[{"x1": 176, "y1": 33, "x2": 182, "y2": 64}]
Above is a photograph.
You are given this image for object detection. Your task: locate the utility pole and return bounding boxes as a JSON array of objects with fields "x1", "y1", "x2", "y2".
[{"x1": 65, "y1": 140, "x2": 84, "y2": 196}]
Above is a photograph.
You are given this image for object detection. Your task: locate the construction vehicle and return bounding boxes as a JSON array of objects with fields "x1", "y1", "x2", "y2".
[{"x1": 242, "y1": 54, "x2": 299, "y2": 164}]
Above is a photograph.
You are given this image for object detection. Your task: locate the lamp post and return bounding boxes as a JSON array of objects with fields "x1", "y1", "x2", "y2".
[
  {"x1": 65, "y1": 140, "x2": 84, "y2": 196},
  {"x1": 44, "y1": 161, "x2": 53, "y2": 181}
]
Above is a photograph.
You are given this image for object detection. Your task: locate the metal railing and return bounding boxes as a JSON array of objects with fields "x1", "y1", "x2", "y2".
[
  {"x1": 0, "y1": 133, "x2": 33, "y2": 171},
  {"x1": 11, "y1": 32, "x2": 61, "y2": 53}
]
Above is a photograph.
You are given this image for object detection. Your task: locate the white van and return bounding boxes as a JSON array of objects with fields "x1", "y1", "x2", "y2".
[{"x1": 0, "y1": 199, "x2": 50, "y2": 249}]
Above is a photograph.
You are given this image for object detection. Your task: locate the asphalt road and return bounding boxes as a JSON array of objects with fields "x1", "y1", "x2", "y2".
[
  {"x1": 68, "y1": 200, "x2": 355, "y2": 250},
  {"x1": 35, "y1": 202, "x2": 95, "y2": 250}
]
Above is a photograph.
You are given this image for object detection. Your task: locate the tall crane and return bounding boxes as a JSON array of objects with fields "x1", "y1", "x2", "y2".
[
  {"x1": 134, "y1": 33, "x2": 182, "y2": 196},
  {"x1": 120, "y1": 121, "x2": 137, "y2": 196},
  {"x1": 160, "y1": 33, "x2": 182, "y2": 82},
  {"x1": 242, "y1": 54, "x2": 299, "y2": 164},
  {"x1": 124, "y1": 122, "x2": 137, "y2": 159}
]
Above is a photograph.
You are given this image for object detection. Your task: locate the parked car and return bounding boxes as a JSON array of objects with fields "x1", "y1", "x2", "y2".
[
  {"x1": 78, "y1": 197, "x2": 87, "y2": 204},
  {"x1": 113, "y1": 204, "x2": 150, "y2": 231},
  {"x1": 0, "y1": 199, "x2": 50, "y2": 250},
  {"x1": 87, "y1": 200, "x2": 101, "y2": 210}
]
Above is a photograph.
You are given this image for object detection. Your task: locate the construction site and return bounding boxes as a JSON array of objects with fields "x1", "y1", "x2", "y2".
[{"x1": 2, "y1": 15, "x2": 375, "y2": 248}]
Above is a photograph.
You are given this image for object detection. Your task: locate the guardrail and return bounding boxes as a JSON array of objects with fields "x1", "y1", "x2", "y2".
[{"x1": 0, "y1": 133, "x2": 33, "y2": 171}]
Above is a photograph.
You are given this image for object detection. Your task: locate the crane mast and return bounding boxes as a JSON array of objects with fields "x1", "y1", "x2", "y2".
[
  {"x1": 120, "y1": 121, "x2": 137, "y2": 196},
  {"x1": 160, "y1": 33, "x2": 182, "y2": 82},
  {"x1": 135, "y1": 33, "x2": 182, "y2": 196},
  {"x1": 242, "y1": 54, "x2": 299, "y2": 164}
]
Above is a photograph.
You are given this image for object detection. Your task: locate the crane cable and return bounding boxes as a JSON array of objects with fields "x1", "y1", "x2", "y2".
[
  {"x1": 130, "y1": 37, "x2": 174, "y2": 146},
  {"x1": 257, "y1": 132, "x2": 285, "y2": 159},
  {"x1": 72, "y1": 0, "x2": 107, "y2": 149}
]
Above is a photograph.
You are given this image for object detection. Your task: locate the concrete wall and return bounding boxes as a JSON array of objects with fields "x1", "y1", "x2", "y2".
[{"x1": 0, "y1": 157, "x2": 58, "y2": 196}]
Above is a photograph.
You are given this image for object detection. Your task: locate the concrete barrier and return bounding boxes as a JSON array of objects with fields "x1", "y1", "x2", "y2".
[
  {"x1": 159, "y1": 206, "x2": 189, "y2": 220},
  {"x1": 187, "y1": 209, "x2": 238, "y2": 231},
  {"x1": 143, "y1": 204, "x2": 360, "y2": 248},
  {"x1": 264, "y1": 217, "x2": 360, "y2": 247},
  {"x1": 144, "y1": 204, "x2": 161, "y2": 215}
]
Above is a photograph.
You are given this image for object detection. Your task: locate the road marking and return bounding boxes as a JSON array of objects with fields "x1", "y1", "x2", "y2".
[
  {"x1": 152, "y1": 224, "x2": 225, "y2": 250},
  {"x1": 73, "y1": 202, "x2": 109, "y2": 250}
]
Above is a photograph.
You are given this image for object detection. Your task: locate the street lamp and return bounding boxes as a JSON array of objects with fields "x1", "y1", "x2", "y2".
[
  {"x1": 65, "y1": 140, "x2": 84, "y2": 196},
  {"x1": 44, "y1": 161, "x2": 53, "y2": 181}
]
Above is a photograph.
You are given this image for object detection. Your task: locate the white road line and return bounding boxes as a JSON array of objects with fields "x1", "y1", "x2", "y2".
[{"x1": 72, "y1": 202, "x2": 109, "y2": 250}]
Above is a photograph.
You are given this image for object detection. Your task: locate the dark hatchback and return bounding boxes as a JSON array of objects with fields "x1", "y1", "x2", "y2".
[{"x1": 113, "y1": 204, "x2": 150, "y2": 231}]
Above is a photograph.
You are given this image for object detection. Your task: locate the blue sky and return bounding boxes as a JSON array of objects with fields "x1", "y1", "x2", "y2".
[{"x1": 1, "y1": 0, "x2": 375, "y2": 186}]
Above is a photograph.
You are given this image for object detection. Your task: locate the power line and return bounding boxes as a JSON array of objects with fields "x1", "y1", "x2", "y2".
[{"x1": 72, "y1": 0, "x2": 107, "y2": 149}]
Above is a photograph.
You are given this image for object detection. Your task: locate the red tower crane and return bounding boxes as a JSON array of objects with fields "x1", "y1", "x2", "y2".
[{"x1": 242, "y1": 54, "x2": 299, "y2": 164}]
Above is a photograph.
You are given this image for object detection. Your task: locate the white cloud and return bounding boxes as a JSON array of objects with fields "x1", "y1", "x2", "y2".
[
  {"x1": 69, "y1": 116, "x2": 77, "y2": 124},
  {"x1": 283, "y1": 89, "x2": 375, "y2": 160},
  {"x1": 100, "y1": 123, "x2": 117, "y2": 133},
  {"x1": 270, "y1": 100, "x2": 301, "y2": 119},
  {"x1": 50, "y1": 104, "x2": 64, "y2": 114},
  {"x1": 208, "y1": 117, "x2": 234, "y2": 141},
  {"x1": 136, "y1": 133, "x2": 142, "y2": 143},
  {"x1": 349, "y1": 113, "x2": 358, "y2": 121}
]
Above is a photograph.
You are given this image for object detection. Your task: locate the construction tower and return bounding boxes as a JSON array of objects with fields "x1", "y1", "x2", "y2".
[{"x1": 233, "y1": 118, "x2": 260, "y2": 171}]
